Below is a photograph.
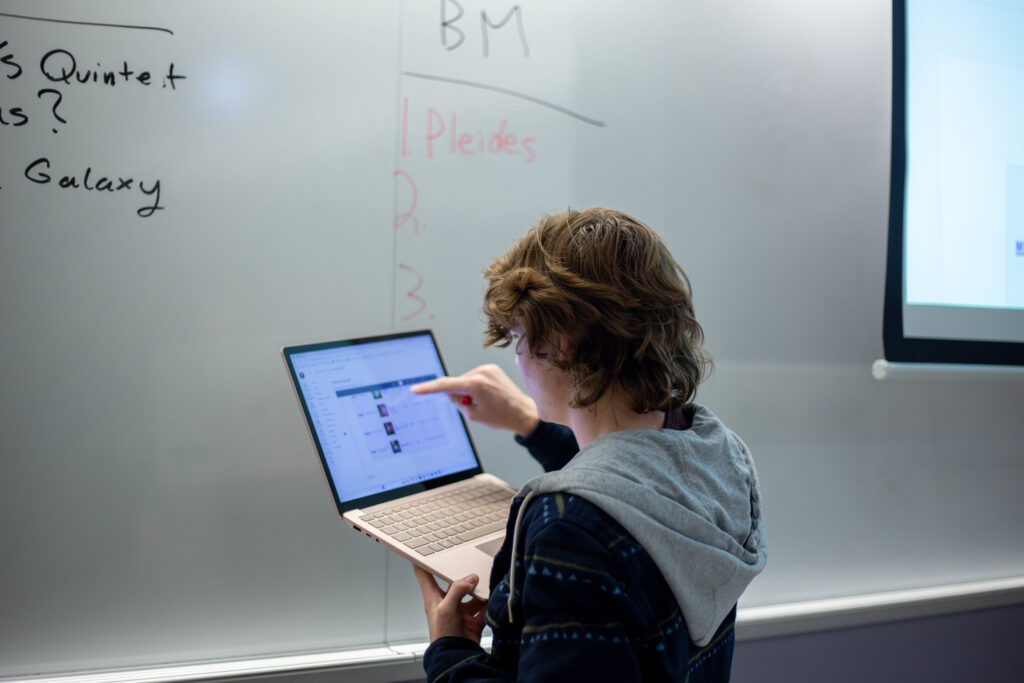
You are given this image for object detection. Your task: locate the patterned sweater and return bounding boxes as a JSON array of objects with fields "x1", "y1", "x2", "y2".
[{"x1": 422, "y1": 417, "x2": 738, "y2": 682}]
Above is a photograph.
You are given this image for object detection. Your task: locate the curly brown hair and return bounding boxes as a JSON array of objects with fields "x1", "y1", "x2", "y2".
[{"x1": 483, "y1": 208, "x2": 711, "y2": 412}]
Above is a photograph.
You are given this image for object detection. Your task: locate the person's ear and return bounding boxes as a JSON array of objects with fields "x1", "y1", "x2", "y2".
[{"x1": 555, "y1": 335, "x2": 573, "y2": 361}]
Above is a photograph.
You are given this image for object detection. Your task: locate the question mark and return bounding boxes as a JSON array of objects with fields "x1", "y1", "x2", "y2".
[{"x1": 36, "y1": 88, "x2": 66, "y2": 134}]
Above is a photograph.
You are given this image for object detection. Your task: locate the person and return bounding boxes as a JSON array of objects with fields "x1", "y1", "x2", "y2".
[{"x1": 410, "y1": 208, "x2": 766, "y2": 682}]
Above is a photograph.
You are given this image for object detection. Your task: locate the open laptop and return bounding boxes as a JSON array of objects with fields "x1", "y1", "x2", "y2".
[{"x1": 282, "y1": 329, "x2": 517, "y2": 600}]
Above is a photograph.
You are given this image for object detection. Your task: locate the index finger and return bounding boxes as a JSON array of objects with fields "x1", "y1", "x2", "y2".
[{"x1": 410, "y1": 376, "x2": 472, "y2": 396}]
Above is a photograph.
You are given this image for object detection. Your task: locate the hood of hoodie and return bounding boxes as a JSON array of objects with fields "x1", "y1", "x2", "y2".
[{"x1": 512, "y1": 404, "x2": 766, "y2": 647}]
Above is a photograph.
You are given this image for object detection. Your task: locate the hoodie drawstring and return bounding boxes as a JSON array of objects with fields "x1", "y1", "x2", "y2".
[{"x1": 506, "y1": 490, "x2": 536, "y2": 624}]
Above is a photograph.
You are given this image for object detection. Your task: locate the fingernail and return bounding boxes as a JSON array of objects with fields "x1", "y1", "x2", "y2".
[{"x1": 467, "y1": 574, "x2": 479, "y2": 584}]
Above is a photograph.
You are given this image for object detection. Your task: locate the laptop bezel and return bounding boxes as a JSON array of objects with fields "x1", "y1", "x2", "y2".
[{"x1": 282, "y1": 329, "x2": 485, "y2": 514}]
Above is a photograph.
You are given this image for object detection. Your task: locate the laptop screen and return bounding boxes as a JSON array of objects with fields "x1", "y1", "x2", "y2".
[{"x1": 283, "y1": 331, "x2": 482, "y2": 511}]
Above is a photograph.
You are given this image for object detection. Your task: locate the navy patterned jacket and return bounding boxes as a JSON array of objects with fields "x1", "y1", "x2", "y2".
[{"x1": 422, "y1": 419, "x2": 736, "y2": 682}]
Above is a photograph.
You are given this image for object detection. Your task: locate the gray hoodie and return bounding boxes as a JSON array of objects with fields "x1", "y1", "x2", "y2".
[{"x1": 509, "y1": 404, "x2": 766, "y2": 647}]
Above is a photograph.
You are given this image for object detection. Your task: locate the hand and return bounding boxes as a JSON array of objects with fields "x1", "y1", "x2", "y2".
[
  {"x1": 413, "y1": 565, "x2": 488, "y2": 643},
  {"x1": 411, "y1": 364, "x2": 539, "y2": 437}
]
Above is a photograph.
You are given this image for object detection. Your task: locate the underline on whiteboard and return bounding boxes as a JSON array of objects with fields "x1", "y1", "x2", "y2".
[
  {"x1": 402, "y1": 71, "x2": 606, "y2": 128},
  {"x1": 0, "y1": 12, "x2": 174, "y2": 35}
]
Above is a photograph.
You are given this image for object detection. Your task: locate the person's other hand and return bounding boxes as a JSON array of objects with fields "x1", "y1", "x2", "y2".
[
  {"x1": 413, "y1": 565, "x2": 488, "y2": 643},
  {"x1": 411, "y1": 364, "x2": 539, "y2": 437}
]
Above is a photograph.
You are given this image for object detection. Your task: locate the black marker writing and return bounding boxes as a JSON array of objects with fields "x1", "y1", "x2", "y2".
[
  {"x1": 404, "y1": 72, "x2": 605, "y2": 127},
  {"x1": 162, "y1": 62, "x2": 184, "y2": 89},
  {"x1": 0, "y1": 105, "x2": 29, "y2": 126},
  {"x1": 1, "y1": 39, "x2": 23, "y2": 79},
  {"x1": 5, "y1": 16, "x2": 177, "y2": 220},
  {"x1": 137, "y1": 180, "x2": 163, "y2": 217},
  {"x1": 441, "y1": 0, "x2": 465, "y2": 51},
  {"x1": 24, "y1": 157, "x2": 165, "y2": 218},
  {"x1": 0, "y1": 41, "x2": 28, "y2": 126},
  {"x1": 116, "y1": 60, "x2": 150, "y2": 85},
  {"x1": 36, "y1": 88, "x2": 66, "y2": 132},
  {"x1": 440, "y1": 1, "x2": 528, "y2": 57},
  {"x1": 480, "y1": 6, "x2": 528, "y2": 58},
  {"x1": 40, "y1": 48, "x2": 165, "y2": 88},
  {"x1": 40, "y1": 48, "x2": 75, "y2": 82},
  {"x1": 0, "y1": 12, "x2": 173, "y2": 36}
]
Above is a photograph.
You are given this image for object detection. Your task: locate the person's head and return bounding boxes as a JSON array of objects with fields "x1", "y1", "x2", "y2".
[{"x1": 483, "y1": 208, "x2": 711, "y2": 417}]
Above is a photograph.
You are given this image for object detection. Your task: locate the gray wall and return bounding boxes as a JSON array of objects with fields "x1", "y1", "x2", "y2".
[
  {"x1": 732, "y1": 604, "x2": 1024, "y2": 683},
  {"x1": 1, "y1": 0, "x2": 1022, "y2": 678}
]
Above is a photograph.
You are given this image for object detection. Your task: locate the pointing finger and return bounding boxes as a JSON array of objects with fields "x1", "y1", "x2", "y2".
[{"x1": 411, "y1": 376, "x2": 472, "y2": 395}]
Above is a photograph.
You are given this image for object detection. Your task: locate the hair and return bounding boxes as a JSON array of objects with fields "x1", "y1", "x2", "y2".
[{"x1": 483, "y1": 207, "x2": 711, "y2": 412}]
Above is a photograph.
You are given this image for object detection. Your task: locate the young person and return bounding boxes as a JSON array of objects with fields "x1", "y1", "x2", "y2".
[{"x1": 411, "y1": 208, "x2": 766, "y2": 682}]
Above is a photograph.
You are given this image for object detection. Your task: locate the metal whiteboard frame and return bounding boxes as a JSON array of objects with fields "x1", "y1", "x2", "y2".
[{"x1": 7, "y1": 576, "x2": 1023, "y2": 683}]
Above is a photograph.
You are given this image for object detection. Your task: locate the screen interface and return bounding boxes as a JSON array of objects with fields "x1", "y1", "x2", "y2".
[
  {"x1": 903, "y1": 0, "x2": 1024, "y2": 343},
  {"x1": 288, "y1": 334, "x2": 478, "y2": 504}
]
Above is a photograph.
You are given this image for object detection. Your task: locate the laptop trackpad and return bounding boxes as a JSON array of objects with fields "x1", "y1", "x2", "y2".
[{"x1": 475, "y1": 537, "x2": 503, "y2": 557}]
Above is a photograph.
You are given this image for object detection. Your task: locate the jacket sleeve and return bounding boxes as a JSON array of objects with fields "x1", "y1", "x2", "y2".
[
  {"x1": 422, "y1": 500, "x2": 645, "y2": 682},
  {"x1": 422, "y1": 637, "x2": 506, "y2": 682},
  {"x1": 513, "y1": 420, "x2": 579, "y2": 472}
]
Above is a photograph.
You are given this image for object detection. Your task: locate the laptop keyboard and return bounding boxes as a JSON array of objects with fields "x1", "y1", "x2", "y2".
[{"x1": 360, "y1": 479, "x2": 514, "y2": 556}]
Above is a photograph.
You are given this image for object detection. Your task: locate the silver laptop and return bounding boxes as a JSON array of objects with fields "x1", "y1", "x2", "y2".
[{"x1": 282, "y1": 330, "x2": 516, "y2": 600}]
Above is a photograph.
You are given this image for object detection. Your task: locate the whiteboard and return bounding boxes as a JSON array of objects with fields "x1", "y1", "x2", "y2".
[{"x1": 2, "y1": 0, "x2": 1023, "y2": 677}]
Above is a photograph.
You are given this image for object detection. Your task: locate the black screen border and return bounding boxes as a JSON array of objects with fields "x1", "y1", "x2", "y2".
[{"x1": 883, "y1": 0, "x2": 1024, "y2": 365}]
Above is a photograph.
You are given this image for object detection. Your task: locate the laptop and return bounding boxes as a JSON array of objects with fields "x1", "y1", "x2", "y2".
[{"x1": 282, "y1": 329, "x2": 517, "y2": 600}]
